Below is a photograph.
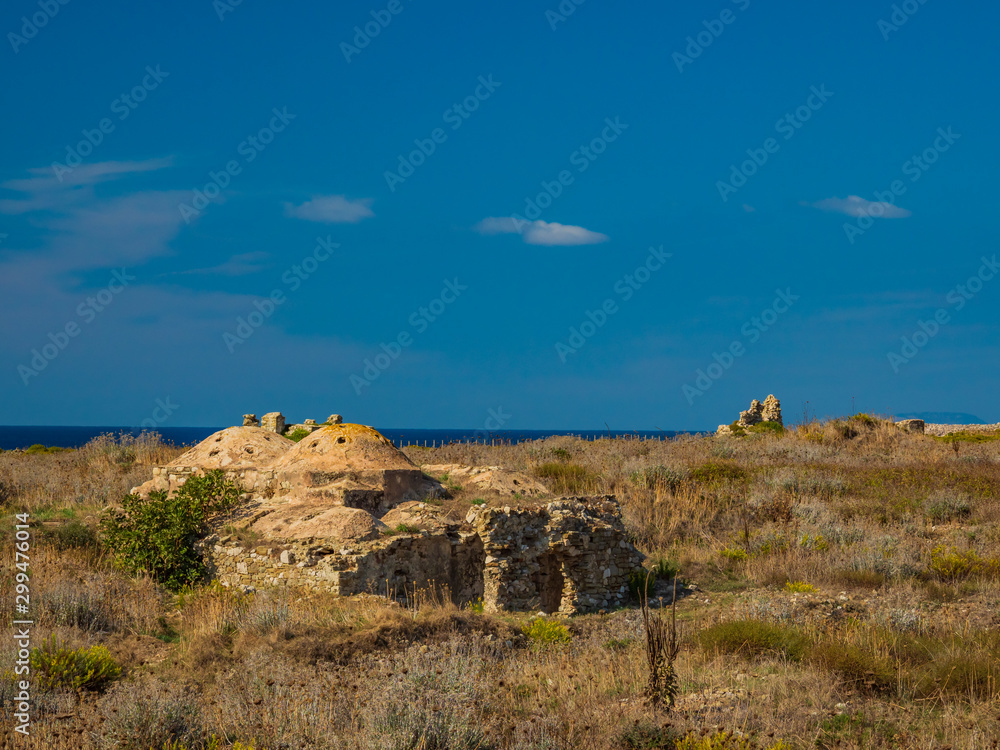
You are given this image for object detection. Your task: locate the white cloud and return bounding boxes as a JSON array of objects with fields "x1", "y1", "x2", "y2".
[
  {"x1": 808, "y1": 195, "x2": 912, "y2": 219},
  {"x1": 0, "y1": 158, "x2": 173, "y2": 215},
  {"x1": 473, "y1": 217, "x2": 608, "y2": 246},
  {"x1": 283, "y1": 195, "x2": 374, "y2": 223}
]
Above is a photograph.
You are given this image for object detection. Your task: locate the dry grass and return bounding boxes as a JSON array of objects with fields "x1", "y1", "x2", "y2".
[{"x1": 2, "y1": 423, "x2": 1000, "y2": 747}]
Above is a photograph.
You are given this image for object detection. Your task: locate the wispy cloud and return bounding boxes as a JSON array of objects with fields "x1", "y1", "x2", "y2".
[
  {"x1": 474, "y1": 217, "x2": 609, "y2": 246},
  {"x1": 807, "y1": 195, "x2": 912, "y2": 219},
  {"x1": 175, "y1": 251, "x2": 271, "y2": 276},
  {"x1": 283, "y1": 195, "x2": 374, "y2": 223},
  {"x1": 0, "y1": 158, "x2": 174, "y2": 214}
]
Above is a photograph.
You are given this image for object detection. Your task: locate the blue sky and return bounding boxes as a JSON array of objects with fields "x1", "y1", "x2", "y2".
[{"x1": 1, "y1": 0, "x2": 998, "y2": 430}]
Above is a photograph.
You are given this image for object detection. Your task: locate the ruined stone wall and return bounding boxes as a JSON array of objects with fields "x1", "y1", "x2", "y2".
[
  {"x1": 148, "y1": 465, "x2": 277, "y2": 497},
  {"x1": 199, "y1": 495, "x2": 642, "y2": 615},
  {"x1": 468, "y1": 496, "x2": 644, "y2": 615},
  {"x1": 200, "y1": 528, "x2": 484, "y2": 604}
]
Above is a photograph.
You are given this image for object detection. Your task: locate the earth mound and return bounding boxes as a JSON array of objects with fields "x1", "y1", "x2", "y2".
[
  {"x1": 250, "y1": 505, "x2": 387, "y2": 542},
  {"x1": 171, "y1": 426, "x2": 295, "y2": 469},
  {"x1": 422, "y1": 464, "x2": 549, "y2": 498}
]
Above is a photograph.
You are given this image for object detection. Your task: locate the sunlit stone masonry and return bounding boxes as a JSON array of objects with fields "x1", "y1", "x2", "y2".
[{"x1": 133, "y1": 417, "x2": 646, "y2": 614}]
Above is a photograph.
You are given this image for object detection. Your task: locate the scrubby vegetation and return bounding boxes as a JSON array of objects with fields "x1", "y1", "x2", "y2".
[{"x1": 2, "y1": 421, "x2": 1000, "y2": 747}]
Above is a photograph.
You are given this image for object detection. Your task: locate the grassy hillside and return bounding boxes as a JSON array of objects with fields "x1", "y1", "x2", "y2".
[{"x1": 1, "y1": 419, "x2": 998, "y2": 748}]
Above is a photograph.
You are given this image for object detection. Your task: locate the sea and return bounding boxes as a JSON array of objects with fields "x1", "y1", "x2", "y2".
[{"x1": 0, "y1": 426, "x2": 698, "y2": 451}]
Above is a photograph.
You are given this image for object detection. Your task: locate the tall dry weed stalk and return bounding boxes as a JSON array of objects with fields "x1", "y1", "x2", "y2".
[{"x1": 640, "y1": 576, "x2": 680, "y2": 708}]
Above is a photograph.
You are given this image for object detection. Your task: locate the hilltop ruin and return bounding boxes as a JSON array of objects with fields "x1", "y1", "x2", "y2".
[{"x1": 134, "y1": 415, "x2": 644, "y2": 614}]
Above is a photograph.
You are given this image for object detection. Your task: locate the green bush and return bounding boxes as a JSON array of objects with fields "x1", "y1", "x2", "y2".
[
  {"x1": 698, "y1": 620, "x2": 808, "y2": 661},
  {"x1": 691, "y1": 461, "x2": 747, "y2": 484},
  {"x1": 30, "y1": 636, "x2": 121, "y2": 691},
  {"x1": 522, "y1": 617, "x2": 571, "y2": 646},
  {"x1": 100, "y1": 470, "x2": 242, "y2": 591},
  {"x1": 285, "y1": 428, "x2": 311, "y2": 442},
  {"x1": 748, "y1": 420, "x2": 784, "y2": 436},
  {"x1": 45, "y1": 519, "x2": 99, "y2": 551},
  {"x1": 629, "y1": 465, "x2": 684, "y2": 491},
  {"x1": 533, "y1": 462, "x2": 593, "y2": 493}
]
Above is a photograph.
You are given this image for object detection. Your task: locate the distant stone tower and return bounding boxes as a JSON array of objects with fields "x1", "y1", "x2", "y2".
[{"x1": 261, "y1": 412, "x2": 285, "y2": 434}]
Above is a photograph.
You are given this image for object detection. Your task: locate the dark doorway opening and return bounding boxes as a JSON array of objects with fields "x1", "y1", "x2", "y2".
[{"x1": 536, "y1": 552, "x2": 564, "y2": 613}]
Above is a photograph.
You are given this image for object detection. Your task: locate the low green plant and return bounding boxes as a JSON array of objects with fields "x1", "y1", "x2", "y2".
[
  {"x1": 44, "y1": 519, "x2": 98, "y2": 551},
  {"x1": 30, "y1": 636, "x2": 121, "y2": 691},
  {"x1": 465, "y1": 596, "x2": 484, "y2": 614},
  {"x1": 285, "y1": 428, "x2": 311, "y2": 442},
  {"x1": 748, "y1": 420, "x2": 784, "y2": 436},
  {"x1": 691, "y1": 461, "x2": 747, "y2": 484},
  {"x1": 470, "y1": 498, "x2": 486, "y2": 506},
  {"x1": 783, "y1": 581, "x2": 816, "y2": 593},
  {"x1": 522, "y1": 617, "x2": 571, "y2": 646},
  {"x1": 23, "y1": 444, "x2": 70, "y2": 455},
  {"x1": 676, "y1": 731, "x2": 790, "y2": 750},
  {"x1": 719, "y1": 546, "x2": 748, "y2": 562},
  {"x1": 931, "y1": 430, "x2": 1000, "y2": 444},
  {"x1": 533, "y1": 462, "x2": 593, "y2": 493},
  {"x1": 100, "y1": 470, "x2": 243, "y2": 591},
  {"x1": 629, "y1": 465, "x2": 684, "y2": 491},
  {"x1": 928, "y1": 545, "x2": 1000, "y2": 581},
  {"x1": 618, "y1": 722, "x2": 680, "y2": 749},
  {"x1": 698, "y1": 620, "x2": 808, "y2": 661},
  {"x1": 550, "y1": 448, "x2": 571, "y2": 461}
]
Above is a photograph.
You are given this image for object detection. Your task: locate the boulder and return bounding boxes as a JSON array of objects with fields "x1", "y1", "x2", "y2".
[{"x1": 895, "y1": 418, "x2": 925, "y2": 434}]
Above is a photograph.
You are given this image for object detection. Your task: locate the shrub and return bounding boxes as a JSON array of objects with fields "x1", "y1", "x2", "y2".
[
  {"x1": 30, "y1": 636, "x2": 121, "y2": 691},
  {"x1": 719, "y1": 546, "x2": 748, "y2": 563},
  {"x1": 783, "y1": 581, "x2": 816, "y2": 593},
  {"x1": 551, "y1": 448, "x2": 571, "y2": 461},
  {"x1": 100, "y1": 470, "x2": 243, "y2": 591},
  {"x1": 470, "y1": 497, "x2": 486, "y2": 506},
  {"x1": 676, "y1": 730, "x2": 791, "y2": 749},
  {"x1": 928, "y1": 545, "x2": 1000, "y2": 581},
  {"x1": 285, "y1": 428, "x2": 311, "y2": 442},
  {"x1": 629, "y1": 465, "x2": 684, "y2": 491},
  {"x1": 522, "y1": 617, "x2": 571, "y2": 646},
  {"x1": 44, "y1": 519, "x2": 98, "y2": 551},
  {"x1": 924, "y1": 492, "x2": 972, "y2": 522},
  {"x1": 691, "y1": 461, "x2": 747, "y2": 484},
  {"x1": 618, "y1": 722, "x2": 680, "y2": 749},
  {"x1": 748, "y1": 421, "x2": 784, "y2": 436},
  {"x1": 532, "y1": 462, "x2": 593, "y2": 493},
  {"x1": 698, "y1": 620, "x2": 808, "y2": 661}
]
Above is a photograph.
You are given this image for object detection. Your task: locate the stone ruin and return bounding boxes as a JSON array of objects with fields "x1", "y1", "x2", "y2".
[
  {"x1": 717, "y1": 394, "x2": 783, "y2": 435},
  {"x1": 133, "y1": 418, "x2": 645, "y2": 614}
]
